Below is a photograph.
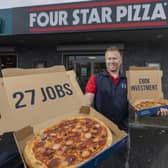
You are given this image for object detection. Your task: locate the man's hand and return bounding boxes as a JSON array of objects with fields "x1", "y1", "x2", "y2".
[{"x1": 157, "y1": 108, "x2": 168, "y2": 117}]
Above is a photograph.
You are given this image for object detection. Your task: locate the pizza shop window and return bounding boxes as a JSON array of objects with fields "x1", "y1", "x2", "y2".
[{"x1": 0, "y1": 55, "x2": 17, "y2": 69}]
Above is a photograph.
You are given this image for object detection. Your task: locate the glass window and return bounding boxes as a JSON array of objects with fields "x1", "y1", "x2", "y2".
[{"x1": 0, "y1": 55, "x2": 17, "y2": 69}]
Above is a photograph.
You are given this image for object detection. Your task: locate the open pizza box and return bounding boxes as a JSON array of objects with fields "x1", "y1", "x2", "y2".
[
  {"x1": 126, "y1": 66, "x2": 168, "y2": 118},
  {"x1": 0, "y1": 65, "x2": 127, "y2": 168}
]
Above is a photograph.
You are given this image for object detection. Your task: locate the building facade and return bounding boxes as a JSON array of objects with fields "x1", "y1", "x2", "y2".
[{"x1": 0, "y1": 0, "x2": 168, "y2": 97}]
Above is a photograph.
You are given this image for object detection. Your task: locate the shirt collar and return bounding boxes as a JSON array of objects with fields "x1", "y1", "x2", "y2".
[{"x1": 102, "y1": 70, "x2": 125, "y2": 78}]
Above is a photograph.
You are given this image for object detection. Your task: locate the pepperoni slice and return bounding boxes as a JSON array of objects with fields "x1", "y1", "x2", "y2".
[
  {"x1": 78, "y1": 140, "x2": 93, "y2": 149},
  {"x1": 48, "y1": 158, "x2": 61, "y2": 168},
  {"x1": 76, "y1": 132, "x2": 81, "y2": 136},
  {"x1": 72, "y1": 136, "x2": 81, "y2": 143},
  {"x1": 34, "y1": 141, "x2": 45, "y2": 148},
  {"x1": 98, "y1": 140, "x2": 106, "y2": 146},
  {"x1": 83, "y1": 119, "x2": 94, "y2": 128},
  {"x1": 78, "y1": 143, "x2": 87, "y2": 150},
  {"x1": 43, "y1": 148, "x2": 55, "y2": 156},
  {"x1": 54, "y1": 138, "x2": 63, "y2": 143}
]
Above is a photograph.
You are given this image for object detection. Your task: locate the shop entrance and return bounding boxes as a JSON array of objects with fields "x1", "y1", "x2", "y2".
[{"x1": 64, "y1": 55, "x2": 106, "y2": 92}]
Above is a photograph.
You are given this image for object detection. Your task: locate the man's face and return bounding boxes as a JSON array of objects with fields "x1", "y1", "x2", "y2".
[{"x1": 105, "y1": 50, "x2": 122, "y2": 73}]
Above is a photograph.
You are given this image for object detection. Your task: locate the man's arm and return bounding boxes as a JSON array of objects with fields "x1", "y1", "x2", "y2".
[
  {"x1": 85, "y1": 93, "x2": 95, "y2": 106},
  {"x1": 85, "y1": 74, "x2": 96, "y2": 106}
]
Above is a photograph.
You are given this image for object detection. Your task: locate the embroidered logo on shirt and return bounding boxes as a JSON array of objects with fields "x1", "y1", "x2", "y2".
[{"x1": 121, "y1": 83, "x2": 127, "y2": 89}]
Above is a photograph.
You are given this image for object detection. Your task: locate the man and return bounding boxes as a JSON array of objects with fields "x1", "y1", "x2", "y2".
[
  {"x1": 85, "y1": 47, "x2": 168, "y2": 132},
  {"x1": 85, "y1": 47, "x2": 128, "y2": 168},
  {"x1": 85, "y1": 46, "x2": 128, "y2": 132},
  {"x1": 85, "y1": 47, "x2": 168, "y2": 168}
]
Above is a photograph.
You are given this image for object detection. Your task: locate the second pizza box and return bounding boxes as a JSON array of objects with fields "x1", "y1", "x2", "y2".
[
  {"x1": 0, "y1": 66, "x2": 127, "y2": 168},
  {"x1": 126, "y1": 66, "x2": 168, "y2": 117}
]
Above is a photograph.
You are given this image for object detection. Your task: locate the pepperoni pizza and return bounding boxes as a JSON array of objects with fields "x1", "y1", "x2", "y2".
[
  {"x1": 134, "y1": 100, "x2": 167, "y2": 111},
  {"x1": 23, "y1": 116, "x2": 112, "y2": 168}
]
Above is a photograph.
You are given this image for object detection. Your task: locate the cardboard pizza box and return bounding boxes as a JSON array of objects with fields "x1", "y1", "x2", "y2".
[
  {"x1": 126, "y1": 66, "x2": 168, "y2": 117},
  {"x1": 0, "y1": 66, "x2": 127, "y2": 168}
]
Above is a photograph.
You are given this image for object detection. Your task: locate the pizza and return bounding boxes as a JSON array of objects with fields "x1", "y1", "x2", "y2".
[
  {"x1": 133, "y1": 100, "x2": 167, "y2": 111},
  {"x1": 23, "y1": 116, "x2": 112, "y2": 168}
]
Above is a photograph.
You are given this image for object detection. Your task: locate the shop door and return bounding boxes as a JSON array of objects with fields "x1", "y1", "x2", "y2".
[{"x1": 74, "y1": 60, "x2": 92, "y2": 92}]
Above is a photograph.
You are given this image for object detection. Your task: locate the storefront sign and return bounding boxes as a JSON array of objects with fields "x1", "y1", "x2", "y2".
[{"x1": 12, "y1": 0, "x2": 168, "y2": 34}]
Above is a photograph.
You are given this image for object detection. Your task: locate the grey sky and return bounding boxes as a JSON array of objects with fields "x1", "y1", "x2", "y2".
[{"x1": 0, "y1": 0, "x2": 91, "y2": 9}]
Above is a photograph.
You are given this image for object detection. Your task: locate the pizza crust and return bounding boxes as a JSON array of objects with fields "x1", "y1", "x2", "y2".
[
  {"x1": 24, "y1": 137, "x2": 48, "y2": 168},
  {"x1": 133, "y1": 99, "x2": 167, "y2": 110},
  {"x1": 23, "y1": 116, "x2": 113, "y2": 168}
]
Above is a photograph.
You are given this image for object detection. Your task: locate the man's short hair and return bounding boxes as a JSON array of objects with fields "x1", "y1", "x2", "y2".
[
  {"x1": 105, "y1": 46, "x2": 121, "y2": 53},
  {"x1": 105, "y1": 46, "x2": 122, "y2": 58}
]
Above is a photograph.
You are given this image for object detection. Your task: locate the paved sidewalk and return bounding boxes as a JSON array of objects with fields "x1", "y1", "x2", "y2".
[
  {"x1": 129, "y1": 125, "x2": 168, "y2": 168},
  {"x1": 96, "y1": 124, "x2": 168, "y2": 168}
]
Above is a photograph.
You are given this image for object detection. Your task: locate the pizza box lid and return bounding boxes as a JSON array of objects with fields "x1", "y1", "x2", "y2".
[
  {"x1": 126, "y1": 66, "x2": 163, "y2": 103},
  {"x1": 0, "y1": 66, "x2": 127, "y2": 168},
  {"x1": 0, "y1": 66, "x2": 90, "y2": 134}
]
